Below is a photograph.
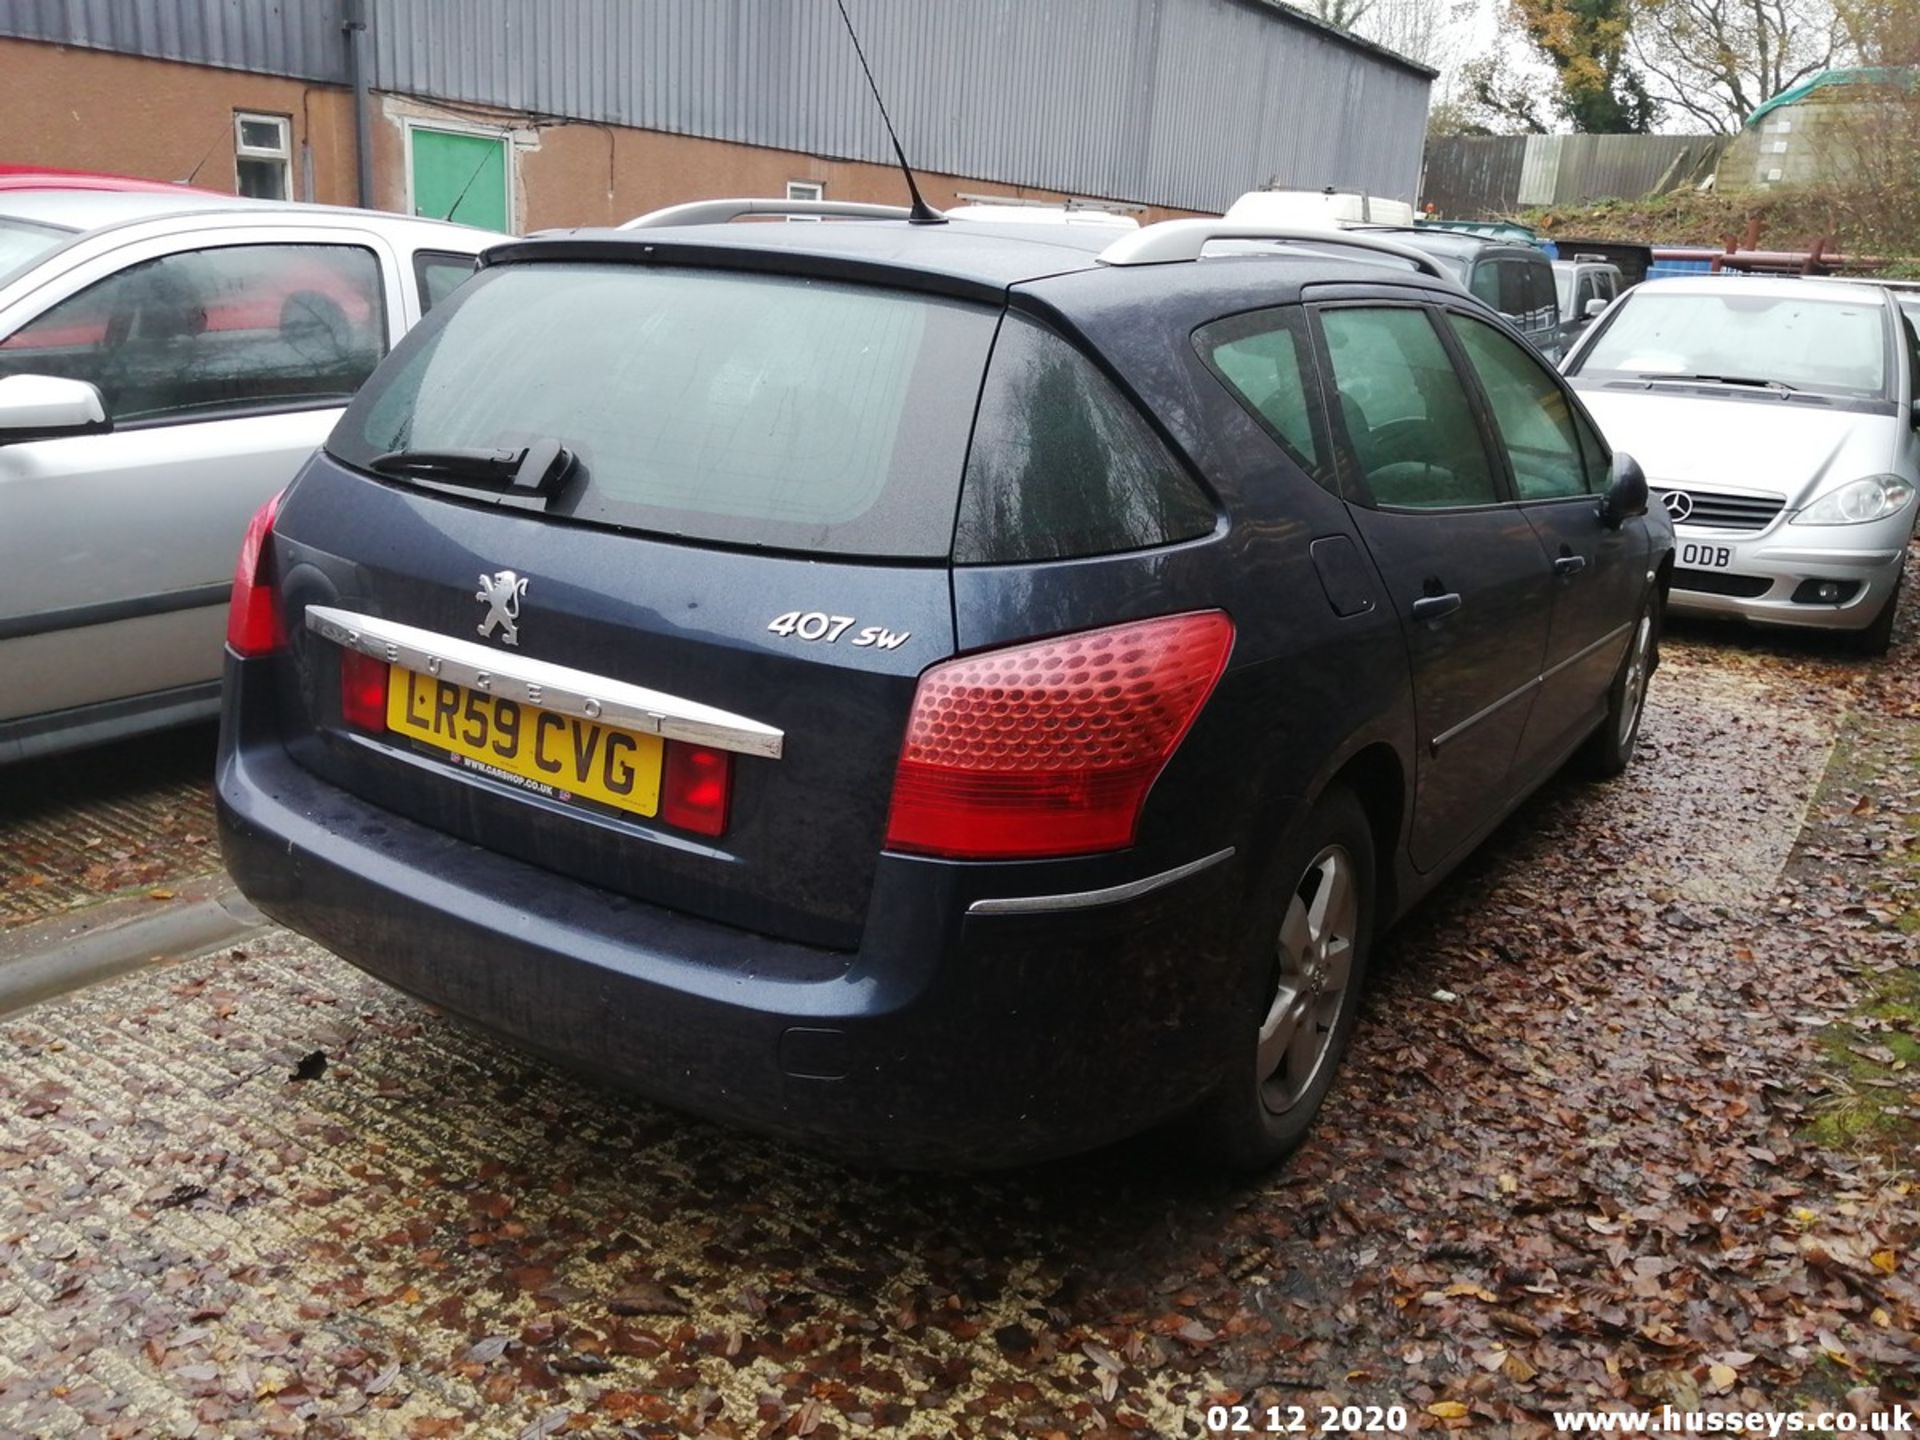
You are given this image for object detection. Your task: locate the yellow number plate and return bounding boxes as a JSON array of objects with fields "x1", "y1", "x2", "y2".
[{"x1": 386, "y1": 665, "x2": 663, "y2": 817}]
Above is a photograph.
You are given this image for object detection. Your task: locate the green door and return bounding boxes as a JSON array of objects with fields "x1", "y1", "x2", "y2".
[{"x1": 410, "y1": 127, "x2": 508, "y2": 231}]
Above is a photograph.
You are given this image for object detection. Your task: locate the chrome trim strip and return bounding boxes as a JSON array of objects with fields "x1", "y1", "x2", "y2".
[
  {"x1": 304, "y1": 605, "x2": 784, "y2": 760},
  {"x1": 1430, "y1": 619, "x2": 1634, "y2": 755},
  {"x1": 1429, "y1": 678, "x2": 1540, "y2": 754},
  {"x1": 965, "y1": 847, "x2": 1235, "y2": 916},
  {"x1": 1539, "y1": 620, "x2": 1632, "y2": 684}
]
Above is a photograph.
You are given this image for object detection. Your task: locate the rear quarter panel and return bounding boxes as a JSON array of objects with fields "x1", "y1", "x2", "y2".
[{"x1": 977, "y1": 269, "x2": 1418, "y2": 904}]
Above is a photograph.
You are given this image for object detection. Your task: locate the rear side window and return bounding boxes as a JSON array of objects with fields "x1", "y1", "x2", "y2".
[
  {"x1": 331, "y1": 264, "x2": 998, "y2": 558},
  {"x1": 0, "y1": 242, "x2": 385, "y2": 425},
  {"x1": 413, "y1": 249, "x2": 478, "y2": 312},
  {"x1": 1449, "y1": 314, "x2": 1589, "y2": 500},
  {"x1": 1469, "y1": 262, "x2": 1502, "y2": 311},
  {"x1": 1319, "y1": 306, "x2": 1498, "y2": 509},
  {"x1": 0, "y1": 217, "x2": 71, "y2": 280},
  {"x1": 1195, "y1": 308, "x2": 1321, "y2": 473},
  {"x1": 953, "y1": 315, "x2": 1215, "y2": 564}
]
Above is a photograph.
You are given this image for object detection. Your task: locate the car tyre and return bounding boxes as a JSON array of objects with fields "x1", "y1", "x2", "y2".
[
  {"x1": 1579, "y1": 592, "x2": 1659, "y2": 779},
  {"x1": 1843, "y1": 569, "x2": 1901, "y2": 659},
  {"x1": 1192, "y1": 785, "x2": 1375, "y2": 1171}
]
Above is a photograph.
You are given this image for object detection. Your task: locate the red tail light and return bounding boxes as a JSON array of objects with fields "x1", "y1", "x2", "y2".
[
  {"x1": 884, "y1": 610, "x2": 1234, "y2": 859},
  {"x1": 339, "y1": 649, "x2": 390, "y2": 732},
  {"x1": 226, "y1": 492, "x2": 286, "y2": 657},
  {"x1": 661, "y1": 741, "x2": 731, "y2": 837}
]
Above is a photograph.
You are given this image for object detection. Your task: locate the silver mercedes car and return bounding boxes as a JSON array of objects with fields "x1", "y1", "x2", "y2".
[
  {"x1": 0, "y1": 180, "x2": 496, "y2": 761},
  {"x1": 1562, "y1": 275, "x2": 1918, "y2": 653}
]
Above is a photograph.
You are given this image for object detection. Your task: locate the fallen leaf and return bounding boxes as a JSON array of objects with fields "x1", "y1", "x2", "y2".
[
  {"x1": 607, "y1": 1281, "x2": 688, "y2": 1317},
  {"x1": 465, "y1": 1335, "x2": 511, "y2": 1364}
]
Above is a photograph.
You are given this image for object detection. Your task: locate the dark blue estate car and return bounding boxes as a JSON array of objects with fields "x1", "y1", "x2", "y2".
[{"x1": 216, "y1": 202, "x2": 1673, "y2": 1169}]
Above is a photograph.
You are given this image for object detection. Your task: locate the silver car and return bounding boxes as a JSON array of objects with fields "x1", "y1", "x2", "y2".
[
  {"x1": 0, "y1": 187, "x2": 495, "y2": 761},
  {"x1": 1562, "y1": 275, "x2": 1919, "y2": 653},
  {"x1": 1551, "y1": 255, "x2": 1624, "y2": 342}
]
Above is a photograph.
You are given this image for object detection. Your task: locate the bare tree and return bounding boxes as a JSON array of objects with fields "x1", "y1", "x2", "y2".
[
  {"x1": 1307, "y1": 0, "x2": 1375, "y2": 29},
  {"x1": 1833, "y1": 0, "x2": 1920, "y2": 63},
  {"x1": 1629, "y1": 0, "x2": 1842, "y2": 133},
  {"x1": 1455, "y1": 51, "x2": 1556, "y2": 132},
  {"x1": 1359, "y1": 0, "x2": 1475, "y2": 71},
  {"x1": 1815, "y1": 0, "x2": 1920, "y2": 260}
]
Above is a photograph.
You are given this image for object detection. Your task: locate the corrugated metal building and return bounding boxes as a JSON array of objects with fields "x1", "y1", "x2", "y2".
[{"x1": 0, "y1": 0, "x2": 1433, "y2": 231}]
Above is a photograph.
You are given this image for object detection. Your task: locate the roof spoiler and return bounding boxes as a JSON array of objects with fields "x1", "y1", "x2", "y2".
[{"x1": 1099, "y1": 218, "x2": 1449, "y2": 279}]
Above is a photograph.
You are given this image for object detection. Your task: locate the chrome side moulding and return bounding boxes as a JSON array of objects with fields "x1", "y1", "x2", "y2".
[{"x1": 304, "y1": 605, "x2": 785, "y2": 759}]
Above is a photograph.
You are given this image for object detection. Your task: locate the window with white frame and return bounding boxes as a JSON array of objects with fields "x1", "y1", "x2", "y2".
[
  {"x1": 786, "y1": 180, "x2": 824, "y2": 202},
  {"x1": 235, "y1": 113, "x2": 292, "y2": 201}
]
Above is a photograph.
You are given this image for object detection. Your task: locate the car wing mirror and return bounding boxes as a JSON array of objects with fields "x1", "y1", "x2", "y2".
[
  {"x1": 0, "y1": 374, "x2": 111, "y2": 445},
  {"x1": 1599, "y1": 451, "x2": 1648, "y2": 529},
  {"x1": 1584, "y1": 297, "x2": 1608, "y2": 320}
]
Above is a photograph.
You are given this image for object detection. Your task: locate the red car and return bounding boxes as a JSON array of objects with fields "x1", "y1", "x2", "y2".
[{"x1": 0, "y1": 164, "x2": 219, "y2": 195}]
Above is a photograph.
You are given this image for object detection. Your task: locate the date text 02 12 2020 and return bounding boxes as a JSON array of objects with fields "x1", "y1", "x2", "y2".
[{"x1": 1207, "y1": 1403, "x2": 1410, "y2": 1435}]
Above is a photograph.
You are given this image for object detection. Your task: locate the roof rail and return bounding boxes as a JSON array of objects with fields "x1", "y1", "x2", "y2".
[
  {"x1": 1099, "y1": 219, "x2": 1450, "y2": 280},
  {"x1": 621, "y1": 198, "x2": 913, "y2": 229}
]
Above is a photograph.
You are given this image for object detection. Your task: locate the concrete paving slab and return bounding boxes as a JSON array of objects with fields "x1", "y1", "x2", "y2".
[{"x1": 0, "y1": 871, "x2": 263, "y2": 1018}]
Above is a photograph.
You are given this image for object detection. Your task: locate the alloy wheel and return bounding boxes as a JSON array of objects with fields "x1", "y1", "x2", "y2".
[
  {"x1": 1257, "y1": 843, "x2": 1358, "y2": 1115},
  {"x1": 1619, "y1": 612, "x2": 1653, "y2": 749}
]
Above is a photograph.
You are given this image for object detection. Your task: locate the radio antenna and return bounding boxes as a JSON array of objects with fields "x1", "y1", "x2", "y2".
[{"x1": 832, "y1": 0, "x2": 945, "y2": 225}]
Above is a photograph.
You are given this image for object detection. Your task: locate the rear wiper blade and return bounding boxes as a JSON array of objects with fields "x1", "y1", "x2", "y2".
[
  {"x1": 369, "y1": 438, "x2": 575, "y2": 498},
  {"x1": 1640, "y1": 372, "x2": 1797, "y2": 392}
]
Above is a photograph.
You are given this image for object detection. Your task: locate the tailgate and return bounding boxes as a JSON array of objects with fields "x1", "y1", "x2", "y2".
[{"x1": 272, "y1": 457, "x2": 950, "y2": 950}]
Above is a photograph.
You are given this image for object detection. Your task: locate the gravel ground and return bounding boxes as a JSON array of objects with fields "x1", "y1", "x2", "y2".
[{"x1": 0, "y1": 624, "x2": 1915, "y2": 1439}]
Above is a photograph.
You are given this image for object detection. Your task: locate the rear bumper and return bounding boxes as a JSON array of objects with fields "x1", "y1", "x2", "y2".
[{"x1": 216, "y1": 659, "x2": 1241, "y2": 1167}]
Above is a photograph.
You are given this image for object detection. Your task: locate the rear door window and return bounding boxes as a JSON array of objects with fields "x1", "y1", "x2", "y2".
[
  {"x1": 0, "y1": 242, "x2": 386, "y2": 425},
  {"x1": 1194, "y1": 307, "x2": 1322, "y2": 474},
  {"x1": 954, "y1": 314, "x2": 1215, "y2": 564},
  {"x1": 332, "y1": 263, "x2": 998, "y2": 558},
  {"x1": 1448, "y1": 313, "x2": 1589, "y2": 500},
  {"x1": 1317, "y1": 305, "x2": 1499, "y2": 509}
]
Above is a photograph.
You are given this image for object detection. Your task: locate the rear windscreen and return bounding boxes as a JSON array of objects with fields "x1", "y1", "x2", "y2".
[{"x1": 328, "y1": 263, "x2": 998, "y2": 557}]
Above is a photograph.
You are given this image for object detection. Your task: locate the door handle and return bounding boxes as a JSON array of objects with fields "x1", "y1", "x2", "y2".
[
  {"x1": 1410, "y1": 592, "x2": 1462, "y2": 623},
  {"x1": 1553, "y1": 554, "x2": 1589, "y2": 577}
]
